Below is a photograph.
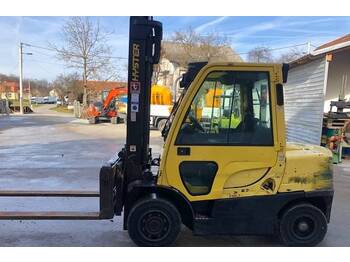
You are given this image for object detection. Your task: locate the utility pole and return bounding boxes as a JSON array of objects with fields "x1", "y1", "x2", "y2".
[
  {"x1": 307, "y1": 42, "x2": 311, "y2": 55},
  {"x1": 18, "y1": 42, "x2": 33, "y2": 114},
  {"x1": 19, "y1": 42, "x2": 24, "y2": 115}
]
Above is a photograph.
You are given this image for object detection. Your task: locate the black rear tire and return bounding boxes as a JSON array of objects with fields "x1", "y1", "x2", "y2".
[
  {"x1": 279, "y1": 203, "x2": 327, "y2": 246},
  {"x1": 127, "y1": 198, "x2": 181, "y2": 247}
]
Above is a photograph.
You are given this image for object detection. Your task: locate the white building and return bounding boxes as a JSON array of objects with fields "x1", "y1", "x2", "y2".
[
  {"x1": 284, "y1": 34, "x2": 350, "y2": 145},
  {"x1": 155, "y1": 41, "x2": 242, "y2": 91},
  {"x1": 49, "y1": 89, "x2": 59, "y2": 97}
]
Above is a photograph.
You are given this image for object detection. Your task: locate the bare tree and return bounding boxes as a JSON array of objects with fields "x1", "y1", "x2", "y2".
[
  {"x1": 0, "y1": 74, "x2": 50, "y2": 97},
  {"x1": 276, "y1": 47, "x2": 306, "y2": 63},
  {"x1": 52, "y1": 17, "x2": 116, "y2": 106},
  {"x1": 170, "y1": 27, "x2": 230, "y2": 67},
  {"x1": 247, "y1": 46, "x2": 273, "y2": 63},
  {"x1": 28, "y1": 79, "x2": 50, "y2": 97},
  {"x1": 51, "y1": 73, "x2": 82, "y2": 103}
]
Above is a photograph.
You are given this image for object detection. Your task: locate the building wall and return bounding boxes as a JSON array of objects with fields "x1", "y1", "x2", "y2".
[
  {"x1": 324, "y1": 49, "x2": 350, "y2": 112},
  {"x1": 284, "y1": 57, "x2": 327, "y2": 145},
  {"x1": 49, "y1": 89, "x2": 59, "y2": 97},
  {"x1": 156, "y1": 58, "x2": 186, "y2": 99}
]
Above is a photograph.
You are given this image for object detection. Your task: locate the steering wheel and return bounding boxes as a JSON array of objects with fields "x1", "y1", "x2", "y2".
[{"x1": 188, "y1": 114, "x2": 205, "y2": 132}]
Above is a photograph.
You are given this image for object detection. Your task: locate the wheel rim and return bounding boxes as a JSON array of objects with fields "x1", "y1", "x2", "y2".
[
  {"x1": 291, "y1": 215, "x2": 316, "y2": 239},
  {"x1": 138, "y1": 210, "x2": 171, "y2": 242}
]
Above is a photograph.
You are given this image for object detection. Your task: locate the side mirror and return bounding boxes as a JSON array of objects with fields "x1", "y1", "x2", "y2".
[
  {"x1": 276, "y1": 83, "x2": 284, "y2": 106},
  {"x1": 179, "y1": 62, "x2": 208, "y2": 89},
  {"x1": 282, "y1": 63, "x2": 289, "y2": 84},
  {"x1": 179, "y1": 73, "x2": 188, "y2": 89}
]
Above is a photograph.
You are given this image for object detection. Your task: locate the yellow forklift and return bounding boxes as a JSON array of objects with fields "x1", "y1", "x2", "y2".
[{"x1": 0, "y1": 17, "x2": 333, "y2": 247}]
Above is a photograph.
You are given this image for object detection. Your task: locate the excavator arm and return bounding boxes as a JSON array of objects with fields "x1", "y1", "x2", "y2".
[{"x1": 102, "y1": 88, "x2": 127, "y2": 113}]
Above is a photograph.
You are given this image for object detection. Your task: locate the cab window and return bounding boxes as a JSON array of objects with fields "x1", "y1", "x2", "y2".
[{"x1": 176, "y1": 71, "x2": 273, "y2": 146}]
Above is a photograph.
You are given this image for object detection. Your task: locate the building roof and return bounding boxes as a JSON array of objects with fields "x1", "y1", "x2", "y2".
[
  {"x1": 289, "y1": 34, "x2": 350, "y2": 67},
  {"x1": 315, "y1": 34, "x2": 350, "y2": 51},
  {"x1": 0, "y1": 81, "x2": 19, "y2": 93},
  {"x1": 78, "y1": 80, "x2": 127, "y2": 92},
  {"x1": 161, "y1": 41, "x2": 242, "y2": 66}
]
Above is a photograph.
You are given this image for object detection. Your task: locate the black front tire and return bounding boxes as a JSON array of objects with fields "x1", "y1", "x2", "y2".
[
  {"x1": 127, "y1": 198, "x2": 181, "y2": 247},
  {"x1": 279, "y1": 203, "x2": 327, "y2": 246}
]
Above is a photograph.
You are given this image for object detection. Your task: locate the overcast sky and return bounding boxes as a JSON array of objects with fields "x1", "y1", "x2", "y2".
[{"x1": 0, "y1": 16, "x2": 349, "y2": 81}]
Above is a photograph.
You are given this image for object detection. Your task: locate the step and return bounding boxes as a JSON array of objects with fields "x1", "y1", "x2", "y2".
[
  {"x1": 0, "y1": 190, "x2": 99, "y2": 197},
  {"x1": 0, "y1": 211, "x2": 100, "y2": 220}
]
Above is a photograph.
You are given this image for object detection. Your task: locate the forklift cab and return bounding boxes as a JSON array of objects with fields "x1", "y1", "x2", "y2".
[{"x1": 159, "y1": 63, "x2": 284, "y2": 200}]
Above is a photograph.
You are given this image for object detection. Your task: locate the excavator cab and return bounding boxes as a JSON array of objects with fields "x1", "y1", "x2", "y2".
[{"x1": 103, "y1": 16, "x2": 333, "y2": 247}]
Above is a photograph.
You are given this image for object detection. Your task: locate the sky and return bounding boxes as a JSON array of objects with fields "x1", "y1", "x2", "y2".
[{"x1": 0, "y1": 16, "x2": 349, "y2": 81}]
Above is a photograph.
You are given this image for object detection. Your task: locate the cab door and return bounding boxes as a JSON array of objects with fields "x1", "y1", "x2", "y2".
[{"x1": 161, "y1": 65, "x2": 285, "y2": 202}]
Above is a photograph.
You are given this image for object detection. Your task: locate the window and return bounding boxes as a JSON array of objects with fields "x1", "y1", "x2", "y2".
[
  {"x1": 176, "y1": 71, "x2": 273, "y2": 146},
  {"x1": 179, "y1": 161, "x2": 218, "y2": 195}
]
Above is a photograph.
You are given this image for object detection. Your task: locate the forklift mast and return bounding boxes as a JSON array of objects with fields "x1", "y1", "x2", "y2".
[{"x1": 124, "y1": 16, "x2": 162, "y2": 181}]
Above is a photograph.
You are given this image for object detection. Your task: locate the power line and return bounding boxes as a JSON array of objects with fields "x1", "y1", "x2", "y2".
[
  {"x1": 23, "y1": 41, "x2": 310, "y2": 60},
  {"x1": 25, "y1": 58, "x2": 67, "y2": 67},
  {"x1": 22, "y1": 43, "x2": 55, "y2": 52},
  {"x1": 236, "y1": 43, "x2": 309, "y2": 55},
  {"x1": 27, "y1": 49, "x2": 57, "y2": 58},
  {"x1": 22, "y1": 42, "x2": 128, "y2": 60}
]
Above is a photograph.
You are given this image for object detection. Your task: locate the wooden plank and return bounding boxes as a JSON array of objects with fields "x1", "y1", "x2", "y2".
[
  {"x1": 0, "y1": 190, "x2": 99, "y2": 197},
  {"x1": 0, "y1": 211, "x2": 100, "y2": 220}
]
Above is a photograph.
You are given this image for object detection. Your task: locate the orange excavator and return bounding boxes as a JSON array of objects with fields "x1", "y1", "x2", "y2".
[{"x1": 87, "y1": 87, "x2": 127, "y2": 124}]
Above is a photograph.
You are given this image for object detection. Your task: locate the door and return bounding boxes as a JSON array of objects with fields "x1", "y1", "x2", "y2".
[{"x1": 162, "y1": 65, "x2": 284, "y2": 201}]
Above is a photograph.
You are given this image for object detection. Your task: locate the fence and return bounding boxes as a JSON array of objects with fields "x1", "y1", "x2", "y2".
[{"x1": 0, "y1": 99, "x2": 10, "y2": 115}]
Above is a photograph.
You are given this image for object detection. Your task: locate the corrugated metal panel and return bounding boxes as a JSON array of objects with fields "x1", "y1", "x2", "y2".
[{"x1": 284, "y1": 58, "x2": 326, "y2": 145}]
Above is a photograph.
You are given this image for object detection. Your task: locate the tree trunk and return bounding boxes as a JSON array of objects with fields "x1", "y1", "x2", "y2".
[{"x1": 82, "y1": 57, "x2": 88, "y2": 106}]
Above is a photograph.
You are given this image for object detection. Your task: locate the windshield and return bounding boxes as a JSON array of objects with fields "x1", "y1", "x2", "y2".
[{"x1": 161, "y1": 88, "x2": 187, "y2": 140}]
